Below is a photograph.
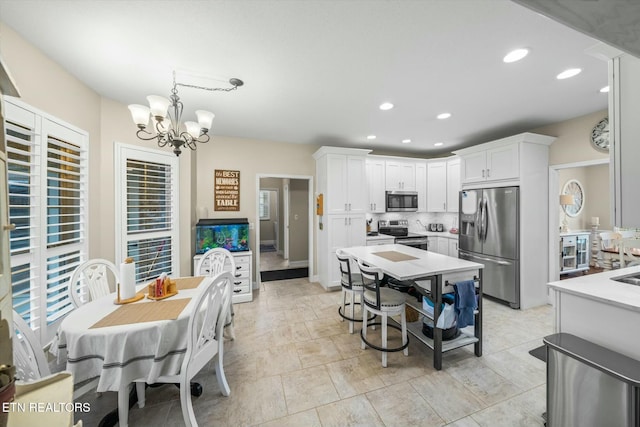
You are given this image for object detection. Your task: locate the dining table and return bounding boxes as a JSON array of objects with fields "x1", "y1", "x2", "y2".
[
  {"x1": 339, "y1": 244, "x2": 484, "y2": 370},
  {"x1": 51, "y1": 275, "x2": 212, "y2": 427}
]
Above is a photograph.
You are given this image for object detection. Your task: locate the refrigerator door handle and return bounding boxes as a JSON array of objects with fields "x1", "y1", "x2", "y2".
[
  {"x1": 476, "y1": 197, "x2": 483, "y2": 240},
  {"x1": 482, "y1": 197, "x2": 488, "y2": 242},
  {"x1": 461, "y1": 252, "x2": 513, "y2": 266}
]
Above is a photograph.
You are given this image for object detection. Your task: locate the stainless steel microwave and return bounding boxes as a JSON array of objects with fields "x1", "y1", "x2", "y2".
[{"x1": 385, "y1": 191, "x2": 418, "y2": 212}]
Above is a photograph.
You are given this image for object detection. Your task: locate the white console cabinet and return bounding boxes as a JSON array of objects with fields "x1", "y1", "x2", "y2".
[{"x1": 193, "y1": 250, "x2": 253, "y2": 303}]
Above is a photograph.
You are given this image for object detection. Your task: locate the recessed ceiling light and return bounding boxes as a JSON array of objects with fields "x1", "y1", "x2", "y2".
[
  {"x1": 402, "y1": 139, "x2": 411, "y2": 144},
  {"x1": 556, "y1": 68, "x2": 582, "y2": 80},
  {"x1": 600, "y1": 86, "x2": 610, "y2": 93},
  {"x1": 437, "y1": 113, "x2": 451, "y2": 120},
  {"x1": 434, "y1": 142, "x2": 444, "y2": 147},
  {"x1": 379, "y1": 102, "x2": 394, "y2": 110},
  {"x1": 367, "y1": 135, "x2": 376, "y2": 140},
  {"x1": 503, "y1": 48, "x2": 529, "y2": 63}
]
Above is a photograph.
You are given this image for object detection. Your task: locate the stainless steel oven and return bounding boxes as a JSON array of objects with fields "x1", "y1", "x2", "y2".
[{"x1": 378, "y1": 219, "x2": 429, "y2": 251}]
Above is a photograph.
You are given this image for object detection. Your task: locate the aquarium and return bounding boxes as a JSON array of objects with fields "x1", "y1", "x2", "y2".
[{"x1": 195, "y1": 218, "x2": 250, "y2": 253}]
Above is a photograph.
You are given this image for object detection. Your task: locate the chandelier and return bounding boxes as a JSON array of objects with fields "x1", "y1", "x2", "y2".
[{"x1": 128, "y1": 72, "x2": 244, "y2": 156}]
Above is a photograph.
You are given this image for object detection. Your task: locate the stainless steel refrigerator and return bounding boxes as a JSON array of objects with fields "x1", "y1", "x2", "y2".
[{"x1": 459, "y1": 186, "x2": 520, "y2": 308}]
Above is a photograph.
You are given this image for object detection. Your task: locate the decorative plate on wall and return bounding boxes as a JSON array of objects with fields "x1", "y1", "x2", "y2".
[
  {"x1": 591, "y1": 117, "x2": 609, "y2": 152},
  {"x1": 562, "y1": 179, "x2": 585, "y2": 217}
]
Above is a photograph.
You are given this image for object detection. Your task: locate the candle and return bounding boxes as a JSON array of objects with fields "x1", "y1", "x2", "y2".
[{"x1": 591, "y1": 217, "x2": 600, "y2": 226}]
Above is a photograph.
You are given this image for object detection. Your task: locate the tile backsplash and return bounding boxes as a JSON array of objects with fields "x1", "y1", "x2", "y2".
[{"x1": 368, "y1": 212, "x2": 459, "y2": 233}]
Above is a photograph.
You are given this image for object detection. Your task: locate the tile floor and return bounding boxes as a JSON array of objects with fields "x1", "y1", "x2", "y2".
[
  {"x1": 259, "y1": 251, "x2": 290, "y2": 271},
  {"x1": 75, "y1": 278, "x2": 554, "y2": 427}
]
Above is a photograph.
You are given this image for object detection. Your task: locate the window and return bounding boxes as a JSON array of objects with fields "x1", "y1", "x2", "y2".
[
  {"x1": 4, "y1": 98, "x2": 88, "y2": 344},
  {"x1": 115, "y1": 144, "x2": 179, "y2": 282},
  {"x1": 259, "y1": 190, "x2": 270, "y2": 220}
]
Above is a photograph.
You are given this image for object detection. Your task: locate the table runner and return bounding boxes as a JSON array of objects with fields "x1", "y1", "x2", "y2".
[
  {"x1": 372, "y1": 251, "x2": 419, "y2": 262},
  {"x1": 174, "y1": 276, "x2": 205, "y2": 290},
  {"x1": 90, "y1": 298, "x2": 191, "y2": 329}
]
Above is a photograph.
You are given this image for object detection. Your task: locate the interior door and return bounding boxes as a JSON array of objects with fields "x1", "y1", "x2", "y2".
[{"x1": 283, "y1": 181, "x2": 290, "y2": 260}]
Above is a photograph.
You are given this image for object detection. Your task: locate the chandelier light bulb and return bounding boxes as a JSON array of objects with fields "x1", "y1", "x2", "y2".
[
  {"x1": 146, "y1": 95, "x2": 171, "y2": 118},
  {"x1": 128, "y1": 104, "x2": 150, "y2": 127},
  {"x1": 184, "y1": 121, "x2": 201, "y2": 139},
  {"x1": 196, "y1": 110, "x2": 215, "y2": 130}
]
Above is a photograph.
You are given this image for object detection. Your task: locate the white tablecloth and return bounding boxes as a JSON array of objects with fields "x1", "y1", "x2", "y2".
[{"x1": 51, "y1": 278, "x2": 209, "y2": 393}]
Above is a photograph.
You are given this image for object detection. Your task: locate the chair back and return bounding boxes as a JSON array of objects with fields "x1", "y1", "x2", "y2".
[
  {"x1": 358, "y1": 261, "x2": 384, "y2": 310},
  {"x1": 69, "y1": 259, "x2": 119, "y2": 307},
  {"x1": 336, "y1": 249, "x2": 357, "y2": 289},
  {"x1": 619, "y1": 237, "x2": 640, "y2": 268},
  {"x1": 195, "y1": 248, "x2": 237, "y2": 277},
  {"x1": 182, "y1": 271, "x2": 232, "y2": 380},
  {"x1": 11, "y1": 310, "x2": 51, "y2": 381}
]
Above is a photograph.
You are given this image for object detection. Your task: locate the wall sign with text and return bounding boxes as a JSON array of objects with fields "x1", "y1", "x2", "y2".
[{"x1": 214, "y1": 169, "x2": 240, "y2": 211}]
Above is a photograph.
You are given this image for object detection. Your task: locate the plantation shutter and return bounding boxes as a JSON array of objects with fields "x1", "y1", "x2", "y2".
[
  {"x1": 115, "y1": 145, "x2": 179, "y2": 282},
  {"x1": 4, "y1": 98, "x2": 88, "y2": 343}
]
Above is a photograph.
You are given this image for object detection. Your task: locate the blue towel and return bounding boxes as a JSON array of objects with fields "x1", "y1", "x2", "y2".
[{"x1": 454, "y1": 280, "x2": 477, "y2": 328}]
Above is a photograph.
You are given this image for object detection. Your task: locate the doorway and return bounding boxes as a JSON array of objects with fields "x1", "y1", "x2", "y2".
[
  {"x1": 548, "y1": 159, "x2": 610, "y2": 293},
  {"x1": 256, "y1": 174, "x2": 313, "y2": 284}
]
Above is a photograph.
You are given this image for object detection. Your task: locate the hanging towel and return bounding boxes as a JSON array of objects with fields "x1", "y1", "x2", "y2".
[{"x1": 454, "y1": 280, "x2": 477, "y2": 328}]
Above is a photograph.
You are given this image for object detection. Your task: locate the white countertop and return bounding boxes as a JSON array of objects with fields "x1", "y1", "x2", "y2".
[
  {"x1": 340, "y1": 243, "x2": 482, "y2": 281},
  {"x1": 366, "y1": 231, "x2": 459, "y2": 240},
  {"x1": 366, "y1": 233, "x2": 395, "y2": 241},
  {"x1": 414, "y1": 231, "x2": 459, "y2": 239},
  {"x1": 548, "y1": 266, "x2": 640, "y2": 311}
]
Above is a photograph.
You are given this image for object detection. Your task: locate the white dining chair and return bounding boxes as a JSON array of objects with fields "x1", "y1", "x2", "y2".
[
  {"x1": 69, "y1": 259, "x2": 120, "y2": 308},
  {"x1": 135, "y1": 271, "x2": 233, "y2": 427},
  {"x1": 11, "y1": 310, "x2": 51, "y2": 382},
  {"x1": 195, "y1": 248, "x2": 237, "y2": 340},
  {"x1": 619, "y1": 237, "x2": 640, "y2": 268}
]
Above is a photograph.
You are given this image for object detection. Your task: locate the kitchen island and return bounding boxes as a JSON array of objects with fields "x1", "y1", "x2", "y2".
[
  {"x1": 548, "y1": 265, "x2": 640, "y2": 361},
  {"x1": 340, "y1": 243, "x2": 484, "y2": 370}
]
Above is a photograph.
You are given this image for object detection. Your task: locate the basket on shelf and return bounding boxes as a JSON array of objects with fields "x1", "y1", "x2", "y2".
[{"x1": 405, "y1": 305, "x2": 420, "y2": 322}]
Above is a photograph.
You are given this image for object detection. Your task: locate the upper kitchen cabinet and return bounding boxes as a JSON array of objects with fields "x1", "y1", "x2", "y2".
[
  {"x1": 446, "y1": 158, "x2": 461, "y2": 212},
  {"x1": 426, "y1": 161, "x2": 446, "y2": 212},
  {"x1": 314, "y1": 147, "x2": 370, "y2": 215},
  {"x1": 426, "y1": 157, "x2": 460, "y2": 213},
  {"x1": 416, "y1": 162, "x2": 427, "y2": 212},
  {"x1": 385, "y1": 160, "x2": 416, "y2": 191},
  {"x1": 366, "y1": 158, "x2": 386, "y2": 213},
  {"x1": 454, "y1": 133, "x2": 555, "y2": 188}
]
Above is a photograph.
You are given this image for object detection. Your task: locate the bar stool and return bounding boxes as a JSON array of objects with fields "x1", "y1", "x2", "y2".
[
  {"x1": 358, "y1": 260, "x2": 409, "y2": 367},
  {"x1": 336, "y1": 249, "x2": 367, "y2": 333}
]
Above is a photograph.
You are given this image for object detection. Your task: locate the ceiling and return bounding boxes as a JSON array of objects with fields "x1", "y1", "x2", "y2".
[{"x1": 0, "y1": 0, "x2": 624, "y2": 156}]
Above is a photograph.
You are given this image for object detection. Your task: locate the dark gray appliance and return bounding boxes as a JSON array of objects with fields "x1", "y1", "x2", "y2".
[
  {"x1": 378, "y1": 219, "x2": 428, "y2": 250},
  {"x1": 459, "y1": 187, "x2": 520, "y2": 308}
]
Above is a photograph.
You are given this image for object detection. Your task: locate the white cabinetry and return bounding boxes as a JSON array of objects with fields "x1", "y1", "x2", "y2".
[
  {"x1": 416, "y1": 162, "x2": 427, "y2": 212},
  {"x1": 314, "y1": 147, "x2": 371, "y2": 289},
  {"x1": 459, "y1": 143, "x2": 519, "y2": 185},
  {"x1": 560, "y1": 232, "x2": 590, "y2": 275},
  {"x1": 366, "y1": 158, "x2": 386, "y2": 213},
  {"x1": 436, "y1": 237, "x2": 449, "y2": 255},
  {"x1": 385, "y1": 160, "x2": 416, "y2": 191},
  {"x1": 446, "y1": 158, "x2": 461, "y2": 213},
  {"x1": 193, "y1": 251, "x2": 253, "y2": 303},
  {"x1": 426, "y1": 157, "x2": 460, "y2": 213},
  {"x1": 325, "y1": 153, "x2": 367, "y2": 214},
  {"x1": 427, "y1": 161, "x2": 447, "y2": 212},
  {"x1": 448, "y1": 238, "x2": 459, "y2": 258}
]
